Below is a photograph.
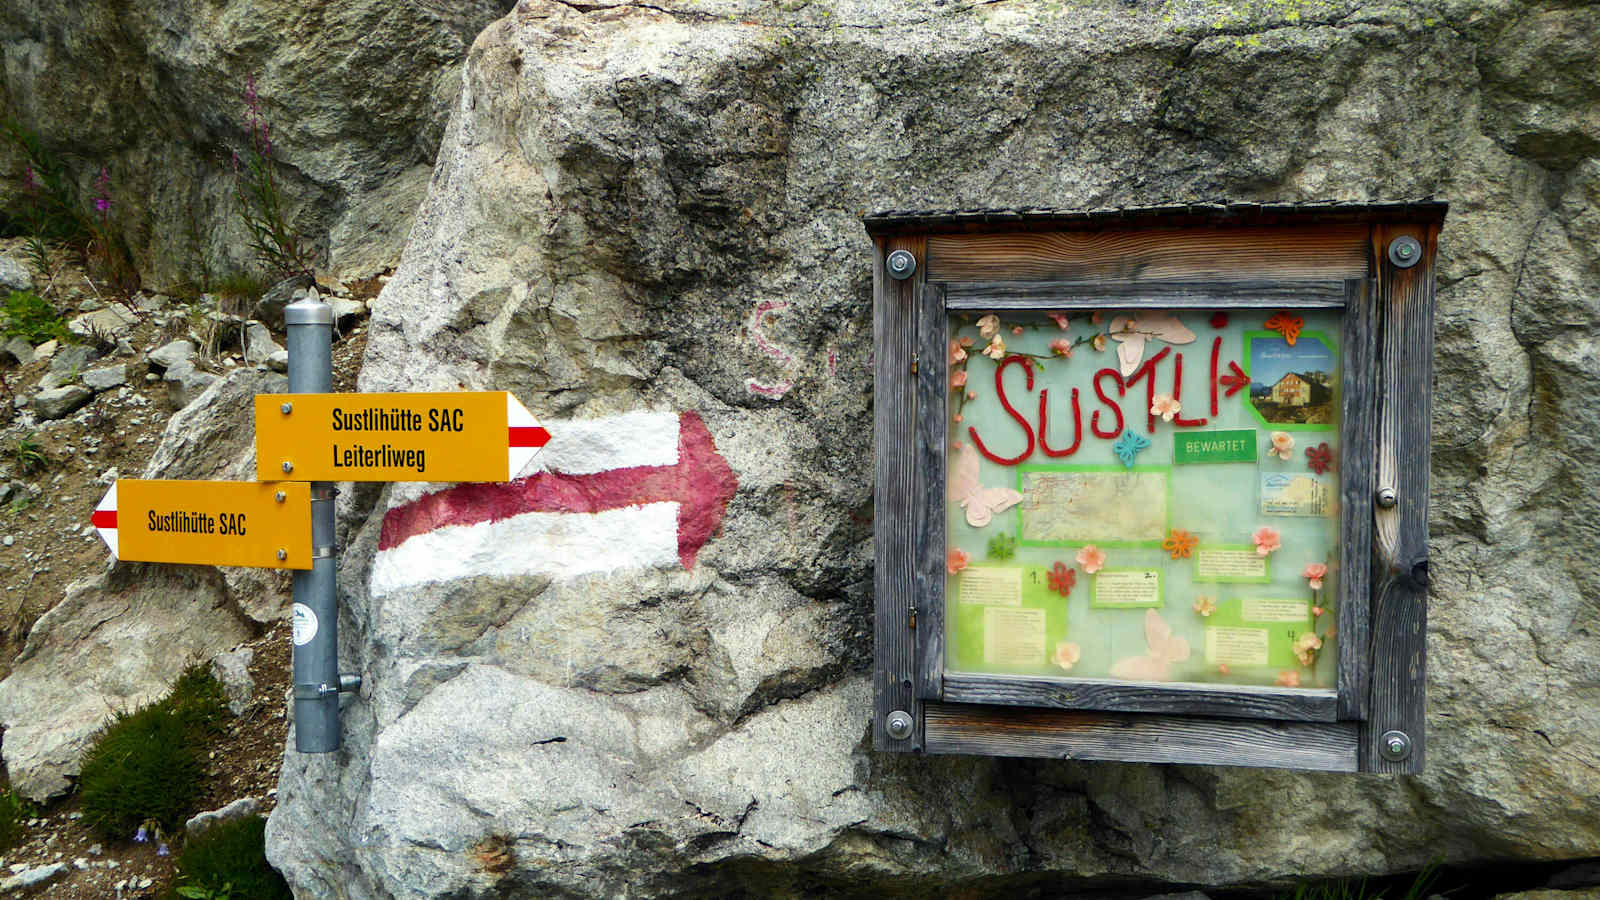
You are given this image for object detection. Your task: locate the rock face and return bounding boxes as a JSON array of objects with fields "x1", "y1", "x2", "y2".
[
  {"x1": 246, "y1": 1, "x2": 1600, "y2": 896},
  {"x1": 0, "y1": 0, "x2": 516, "y2": 287},
  {"x1": 0, "y1": 564, "x2": 251, "y2": 802}
]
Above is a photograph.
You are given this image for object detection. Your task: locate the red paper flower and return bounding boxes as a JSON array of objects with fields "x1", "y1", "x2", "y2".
[
  {"x1": 1209, "y1": 311, "x2": 1229, "y2": 329},
  {"x1": 1047, "y1": 562, "x2": 1077, "y2": 597},
  {"x1": 1306, "y1": 442, "x2": 1334, "y2": 474}
]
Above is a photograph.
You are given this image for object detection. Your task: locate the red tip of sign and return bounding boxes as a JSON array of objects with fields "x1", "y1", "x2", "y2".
[
  {"x1": 508, "y1": 426, "x2": 551, "y2": 448},
  {"x1": 91, "y1": 509, "x2": 117, "y2": 529}
]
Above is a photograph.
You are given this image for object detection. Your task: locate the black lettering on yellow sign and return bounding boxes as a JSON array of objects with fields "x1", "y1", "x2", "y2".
[
  {"x1": 219, "y1": 512, "x2": 247, "y2": 536},
  {"x1": 330, "y1": 407, "x2": 424, "y2": 432},
  {"x1": 148, "y1": 509, "x2": 217, "y2": 534},
  {"x1": 429, "y1": 408, "x2": 465, "y2": 432},
  {"x1": 332, "y1": 443, "x2": 427, "y2": 472}
]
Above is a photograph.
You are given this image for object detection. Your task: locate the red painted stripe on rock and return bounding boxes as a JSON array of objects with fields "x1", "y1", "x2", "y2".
[
  {"x1": 91, "y1": 509, "x2": 117, "y2": 529},
  {"x1": 379, "y1": 412, "x2": 736, "y2": 570}
]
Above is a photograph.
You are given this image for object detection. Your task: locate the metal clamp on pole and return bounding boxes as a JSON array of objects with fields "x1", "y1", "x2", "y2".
[{"x1": 285, "y1": 293, "x2": 345, "y2": 754}]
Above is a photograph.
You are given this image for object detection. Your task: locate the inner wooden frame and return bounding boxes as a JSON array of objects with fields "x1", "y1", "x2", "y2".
[{"x1": 870, "y1": 204, "x2": 1443, "y2": 774}]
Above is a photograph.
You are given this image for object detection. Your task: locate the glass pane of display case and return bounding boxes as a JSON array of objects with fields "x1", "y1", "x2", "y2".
[{"x1": 943, "y1": 307, "x2": 1340, "y2": 690}]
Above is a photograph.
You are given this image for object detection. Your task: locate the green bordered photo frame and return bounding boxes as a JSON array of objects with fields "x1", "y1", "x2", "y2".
[
  {"x1": 1014, "y1": 463, "x2": 1173, "y2": 551},
  {"x1": 1191, "y1": 544, "x2": 1272, "y2": 584},
  {"x1": 1089, "y1": 568, "x2": 1164, "y2": 609},
  {"x1": 1241, "y1": 330, "x2": 1339, "y2": 433}
]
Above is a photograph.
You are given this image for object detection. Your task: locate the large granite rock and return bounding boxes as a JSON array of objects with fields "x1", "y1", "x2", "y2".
[
  {"x1": 0, "y1": 0, "x2": 515, "y2": 287},
  {"x1": 254, "y1": 1, "x2": 1600, "y2": 897},
  {"x1": 0, "y1": 564, "x2": 251, "y2": 802}
]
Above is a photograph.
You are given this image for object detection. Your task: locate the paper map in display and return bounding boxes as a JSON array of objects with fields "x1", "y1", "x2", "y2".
[{"x1": 1020, "y1": 470, "x2": 1167, "y2": 543}]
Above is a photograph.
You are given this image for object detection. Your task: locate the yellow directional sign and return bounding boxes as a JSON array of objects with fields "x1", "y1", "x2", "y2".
[
  {"x1": 93, "y1": 480, "x2": 313, "y2": 569},
  {"x1": 253, "y1": 392, "x2": 550, "y2": 483}
]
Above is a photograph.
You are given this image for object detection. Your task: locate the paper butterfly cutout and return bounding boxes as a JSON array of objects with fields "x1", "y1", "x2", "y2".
[
  {"x1": 948, "y1": 441, "x2": 1023, "y2": 528},
  {"x1": 1107, "y1": 311, "x2": 1196, "y2": 376},
  {"x1": 1109, "y1": 609, "x2": 1192, "y2": 681},
  {"x1": 1112, "y1": 430, "x2": 1150, "y2": 468},
  {"x1": 1264, "y1": 311, "x2": 1304, "y2": 346}
]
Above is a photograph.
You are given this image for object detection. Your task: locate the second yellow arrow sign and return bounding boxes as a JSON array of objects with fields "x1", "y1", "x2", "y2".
[{"x1": 254, "y1": 392, "x2": 550, "y2": 483}]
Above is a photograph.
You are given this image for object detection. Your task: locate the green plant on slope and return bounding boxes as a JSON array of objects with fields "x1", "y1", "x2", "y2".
[
  {"x1": 1, "y1": 290, "x2": 70, "y2": 344},
  {"x1": 78, "y1": 663, "x2": 228, "y2": 841},
  {"x1": 233, "y1": 77, "x2": 313, "y2": 279},
  {"x1": 165, "y1": 816, "x2": 291, "y2": 900},
  {"x1": 5, "y1": 433, "x2": 47, "y2": 476},
  {"x1": 0, "y1": 787, "x2": 32, "y2": 852}
]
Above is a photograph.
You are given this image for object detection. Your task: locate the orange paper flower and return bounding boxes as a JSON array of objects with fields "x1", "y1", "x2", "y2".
[
  {"x1": 1163, "y1": 528, "x2": 1198, "y2": 559},
  {"x1": 1276, "y1": 670, "x2": 1301, "y2": 687},
  {"x1": 1264, "y1": 311, "x2": 1304, "y2": 346},
  {"x1": 946, "y1": 548, "x2": 970, "y2": 575}
]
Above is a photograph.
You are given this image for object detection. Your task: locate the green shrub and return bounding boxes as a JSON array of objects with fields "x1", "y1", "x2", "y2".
[
  {"x1": 77, "y1": 663, "x2": 229, "y2": 841},
  {"x1": 0, "y1": 787, "x2": 31, "y2": 852},
  {"x1": 1, "y1": 290, "x2": 70, "y2": 344},
  {"x1": 165, "y1": 816, "x2": 291, "y2": 900}
]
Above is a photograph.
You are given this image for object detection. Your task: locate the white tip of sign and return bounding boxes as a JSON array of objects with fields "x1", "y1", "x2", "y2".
[
  {"x1": 505, "y1": 393, "x2": 550, "y2": 480},
  {"x1": 93, "y1": 483, "x2": 118, "y2": 558}
]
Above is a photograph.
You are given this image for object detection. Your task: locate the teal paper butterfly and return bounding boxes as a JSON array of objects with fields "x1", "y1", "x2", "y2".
[{"x1": 1113, "y1": 430, "x2": 1150, "y2": 468}]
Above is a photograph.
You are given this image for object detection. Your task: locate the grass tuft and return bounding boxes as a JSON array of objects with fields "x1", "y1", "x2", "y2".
[{"x1": 165, "y1": 816, "x2": 291, "y2": 900}]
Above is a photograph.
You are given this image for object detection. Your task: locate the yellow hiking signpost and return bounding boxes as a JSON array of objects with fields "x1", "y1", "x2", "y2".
[
  {"x1": 252, "y1": 391, "x2": 550, "y2": 483},
  {"x1": 89, "y1": 296, "x2": 551, "y2": 754},
  {"x1": 92, "y1": 479, "x2": 313, "y2": 569}
]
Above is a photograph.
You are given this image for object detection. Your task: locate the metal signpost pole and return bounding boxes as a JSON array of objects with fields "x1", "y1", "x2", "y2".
[{"x1": 284, "y1": 295, "x2": 349, "y2": 752}]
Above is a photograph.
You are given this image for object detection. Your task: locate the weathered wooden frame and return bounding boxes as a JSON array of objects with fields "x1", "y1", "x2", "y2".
[{"x1": 870, "y1": 203, "x2": 1444, "y2": 773}]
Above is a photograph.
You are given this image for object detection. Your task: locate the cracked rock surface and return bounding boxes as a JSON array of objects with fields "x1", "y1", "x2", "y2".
[{"x1": 267, "y1": 1, "x2": 1600, "y2": 897}]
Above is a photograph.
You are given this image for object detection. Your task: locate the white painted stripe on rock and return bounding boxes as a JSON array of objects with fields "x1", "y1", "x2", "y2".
[
  {"x1": 382, "y1": 411, "x2": 681, "y2": 508},
  {"x1": 369, "y1": 502, "x2": 680, "y2": 596}
]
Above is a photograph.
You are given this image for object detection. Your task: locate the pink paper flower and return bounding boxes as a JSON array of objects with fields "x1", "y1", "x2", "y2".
[
  {"x1": 982, "y1": 336, "x2": 1007, "y2": 359},
  {"x1": 1075, "y1": 544, "x2": 1106, "y2": 574},
  {"x1": 953, "y1": 414, "x2": 963, "y2": 423},
  {"x1": 948, "y1": 340, "x2": 967, "y2": 364},
  {"x1": 1218, "y1": 663, "x2": 1231, "y2": 675},
  {"x1": 959, "y1": 335, "x2": 974, "y2": 347},
  {"x1": 1252, "y1": 526, "x2": 1281, "y2": 556},
  {"x1": 1049, "y1": 338, "x2": 1073, "y2": 357},
  {"x1": 1192, "y1": 595, "x2": 1216, "y2": 617},
  {"x1": 1276, "y1": 670, "x2": 1301, "y2": 687},
  {"x1": 946, "y1": 548, "x2": 970, "y2": 575},
  {"x1": 1269, "y1": 431, "x2": 1295, "y2": 460},
  {"x1": 1048, "y1": 312, "x2": 1070, "y2": 330},
  {"x1": 1052, "y1": 641, "x2": 1081, "y2": 671},
  {"x1": 1011, "y1": 325, "x2": 1024, "y2": 336},
  {"x1": 1303, "y1": 562, "x2": 1327, "y2": 590},
  {"x1": 950, "y1": 370, "x2": 968, "y2": 390},
  {"x1": 1091, "y1": 310, "x2": 1104, "y2": 325},
  {"x1": 977, "y1": 314, "x2": 1001, "y2": 338},
  {"x1": 1150, "y1": 393, "x2": 1181, "y2": 422},
  {"x1": 966, "y1": 391, "x2": 977, "y2": 400}
]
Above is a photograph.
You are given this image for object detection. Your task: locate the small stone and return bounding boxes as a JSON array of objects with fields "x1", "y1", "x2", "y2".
[
  {"x1": 242, "y1": 321, "x2": 283, "y2": 365},
  {"x1": 0, "y1": 862, "x2": 65, "y2": 890},
  {"x1": 68, "y1": 306, "x2": 138, "y2": 337},
  {"x1": 163, "y1": 359, "x2": 219, "y2": 410},
  {"x1": 32, "y1": 339, "x2": 57, "y2": 360},
  {"x1": 266, "y1": 349, "x2": 289, "y2": 372},
  {"x1": 0, "y1": 256, "x2": 32, "y2": 292},
  {"x1": 32, "y1": 385, "x2": 93, "y2": 420},
  {"x1": 2, "y1": 537, "x2": 13, "y2": 548},
  {"x1": 145, "y1": 373, "x2": 159, "y2": 382},
  {"x1": 72, "y1": 857, "x2": 88, "y2": 870},
  {"x1": 82, "y1": 364, "x2": 128, "y2": 392},
  {"x1": 147, "y1": 339, "x2": 196, "y2": 370},
  {"x1": 98, "y1": 468, "x2": 119, "y2": 484},
  {"x1": 77, "y1": 298, "x2": 105, "y2": 312},
  {"x1": 184, "y1": 796, "x2": 261, "y2": 836},
  {"x1": 2, "y1": 337, "x2": 32, "y2": 366}
]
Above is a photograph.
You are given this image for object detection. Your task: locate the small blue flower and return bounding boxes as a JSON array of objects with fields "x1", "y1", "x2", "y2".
[
  {"x1": 1112, "y1": 430, "x2": 1150, "y2": 468},
  {"x1": 134, "y1": 826, "x2": 148, "y2": 843},
  {"x1": 157, "y1": 843, "x2": 169, "y2": 857}
]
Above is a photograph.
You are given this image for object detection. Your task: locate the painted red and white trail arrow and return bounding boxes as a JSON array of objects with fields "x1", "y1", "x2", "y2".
[{"x1": 370, "y1": 411, "x2": 737, "y2": 594}]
